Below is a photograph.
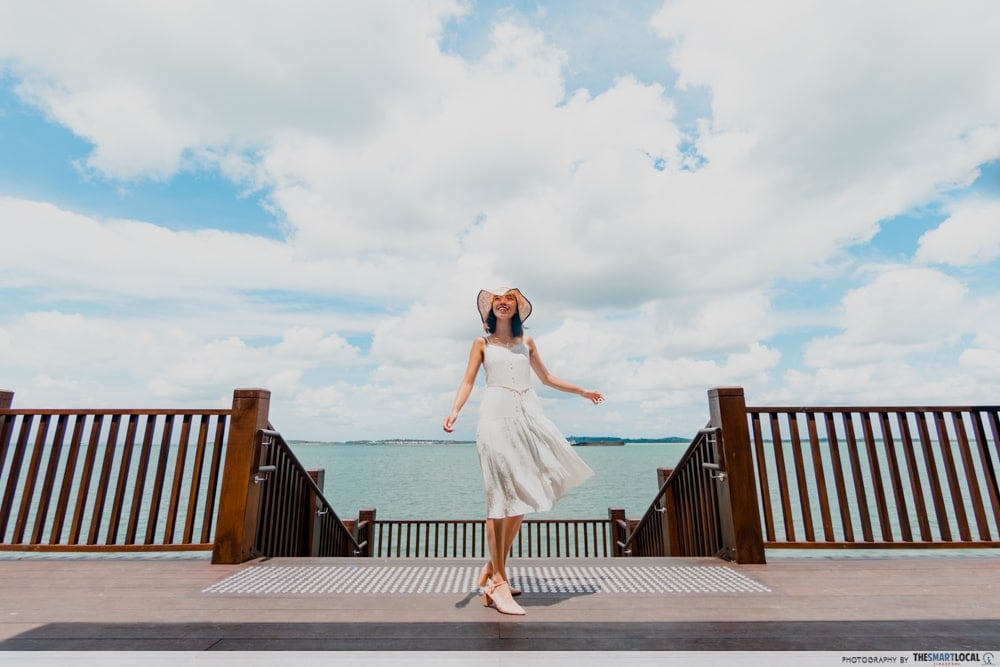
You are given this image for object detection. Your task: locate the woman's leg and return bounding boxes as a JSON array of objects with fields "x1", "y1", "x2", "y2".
[
  {"x1": 485, "y1": 518, "x2": 505, "y2": 584},
  {"x1": 480, "y1": 516, "x2": 523, "y2": 593},
  {"x1": 489, "y1": 514, "x2": 523, "y2": 584},
  {"x1": 498, "y1": 515, "x2": 522, "y2": 581},
  {"x1": 482, "y1": 515, "x2": 526, "y2": 615}
]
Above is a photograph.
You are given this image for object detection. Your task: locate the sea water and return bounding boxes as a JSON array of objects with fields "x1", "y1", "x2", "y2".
[{"x1": 289, "y1": 441, "x2": 688, "y2": 521}]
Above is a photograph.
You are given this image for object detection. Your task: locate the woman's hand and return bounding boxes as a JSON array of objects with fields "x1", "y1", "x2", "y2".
[
  {"x1": 442, "y1": 411, "x2": 459, "y2": 432},
  {"x1": 581, "y1": 390, "x2": 605, "y2": 405}
]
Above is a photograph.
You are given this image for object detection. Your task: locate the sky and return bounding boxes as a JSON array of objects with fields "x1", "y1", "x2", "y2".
[{"x1": 1, "y1": 0, "x2": 999, "y2": 442}]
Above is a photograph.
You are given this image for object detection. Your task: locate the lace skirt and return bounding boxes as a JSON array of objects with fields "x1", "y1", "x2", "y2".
[{"x1": 475, "y1": 386, "x2": 594, "y2": 518}]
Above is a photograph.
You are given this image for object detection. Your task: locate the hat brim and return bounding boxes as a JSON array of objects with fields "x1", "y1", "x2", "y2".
[{"x1": 477, "y1": 287, "x2": 532, "y2": 323}]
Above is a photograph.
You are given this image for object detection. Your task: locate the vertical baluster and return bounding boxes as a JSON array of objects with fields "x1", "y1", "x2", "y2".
[
  {"x1": 860, "y1": 412, "x2": 892, "y2": 540},
  {"x1": 145, "y1": 414, "x2": 175, "y2": 544},
  {"x1": 125, "y1": 416, "x2": 156, "y2": 544},
  {"x1": 842, "y1": 413, "x2": 874, "y2": 542},
  {"x1": 970, "y1": 410, "x2": 1000, "y2": 534},
  {"x1": 805, "y1": 412, "x2": 834, "y2": 541},
  {"x1": 184, "y1": 417, "x2": 209, "y2": 544},
  {"x1": 70, "y1": 415, "x2": 104, "y2": 545},
  {"x1": 767, "y1": 411, "x2": 795, "y2": 541},
  {"x1": 933, "y1": 411, "x2": 970, "y2": 541},
  {"x1": 274, "y1": 461, "x2": 288, "y2": 555},
  {"x1": 0, "y1": 411, "x2": 13, "y2": 539},
  {"x1": 105, "y1": 414, "x2": 139, "y2": 544},
  {"x1": 915, "y1": 412, "x2": 950, "y2": 540},
  {"x1": 750, "y1": 412, "x2": 776, "y2": 541},
  {"x1": 788, "y1": 413, "x2": 814, "y2": 542},
  {"x1": 32, "y1": 414, "x2": 69, "y2": 544},
  {"x1": 282, "y1": 453, "x2": 296, "y2": 555},
  {"x1": 0, "y1": 411, "x2": 13, "y2": 490},
  {"x1": 200, "y1": 416, "x2": 227, "y2": 543},
  {"x1": 275, "y1": 451, "x2": 291, "y2": 554},
  {"x1": 878, "y1": 411, "x2": 912, "y2": 542},
  {"x1": 823, "y1": 411, "x2": 853, "y2": 541},
  {"x1": 702, "y1": 443, "x2": 719, "y2": 554},
  {"x1": 375, "y1": 520, "x2": 385, "y2": 558},
  {"x1": 683, "y1": 467, "x2": 697, "y2": 554},
  {"x1": 297, "y1": 473, "x2": 308, "y2": 554},
  {"x1": 17, "y1": 415, "x2": 52, "y2": 543},
  {"x1": 51, "y1": 415, "x2": 87, "y2": 544},
  {"x1": 601, "y1": 517, "x2": 610, "y2": 557},
  {"x1": 1, "y1": 416, "x2": 34, "y2": 541},
  {"x1": 165, "y1": 414, "x2": 192, "y2": 544},
  {"x1": 895, "y1": 412, "x2": 931, "y2": 541},
  {"x1": 952, "y1": 411, "x2": 990, "y2": 541},
  {"x1": 253, "y1": 437, "x2": 271, "y2": 554}
]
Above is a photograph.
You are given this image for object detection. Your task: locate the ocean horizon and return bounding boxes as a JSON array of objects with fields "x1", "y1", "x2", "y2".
[{"x1": 288, "y1": 440, "x2": 687, "y2": 521}]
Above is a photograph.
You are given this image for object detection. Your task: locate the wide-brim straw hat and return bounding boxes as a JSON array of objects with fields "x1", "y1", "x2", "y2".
[{"x1": 477, "y1": 286, "x2": 532, "y2": 323}]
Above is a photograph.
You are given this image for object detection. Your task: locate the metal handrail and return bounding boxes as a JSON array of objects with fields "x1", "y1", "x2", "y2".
[
  {"x1": 256, "y1": 428, "x2": 367, "y2": 556},
  {"x1": 616, "y1": 426, "x2": 719, "y2": 555}
]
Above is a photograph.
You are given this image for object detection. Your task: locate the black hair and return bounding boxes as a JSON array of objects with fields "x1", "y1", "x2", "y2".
[{"x1": 485, "y1": 312, "x2": 523, "y2": 336}]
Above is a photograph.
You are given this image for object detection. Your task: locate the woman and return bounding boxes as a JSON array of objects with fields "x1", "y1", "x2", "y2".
[{"x1": 442, "y1": 286, "x2": 604, "y2": 615}]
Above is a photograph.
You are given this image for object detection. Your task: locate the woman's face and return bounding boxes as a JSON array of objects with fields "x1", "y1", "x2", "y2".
[{"x1": 491, "y1": 292, "x2": 518, "y2": 320}]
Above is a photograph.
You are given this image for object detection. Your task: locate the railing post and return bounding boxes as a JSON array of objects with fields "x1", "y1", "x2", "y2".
[
  {"x1": 0, "y1": 391, "x2": 13, "y2": 410},
  {"x1": 660, "y1": 487, "x2": 681, "y2": 557},
  {"x1": 708, "y1": 387, "x2": 766, "y2": 564},
  {"x1": 307, "y1": 469, "x2": 325, "y2": 557},
  {"x1": 655, "y1": 468, "x2": 679, "y2": 556},
  {"x1": 211, "y1": 388, "x2": 271, "y2": 564},
  {"x1": 608, "y1": 507, "x2": 628, "y2": 556},
  {"x1": 357, "y1": 508, "x2": 376, "y2": 557}
]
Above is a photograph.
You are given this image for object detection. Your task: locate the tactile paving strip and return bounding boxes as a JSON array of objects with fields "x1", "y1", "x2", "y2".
[{"x1": 203, "y1": 564, "x2": 771, "y2": 595}]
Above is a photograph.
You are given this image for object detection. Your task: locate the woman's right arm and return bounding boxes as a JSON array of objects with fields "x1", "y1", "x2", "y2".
[{"x1": 442, "y1": 338, "x2": 485, "y2": 433}]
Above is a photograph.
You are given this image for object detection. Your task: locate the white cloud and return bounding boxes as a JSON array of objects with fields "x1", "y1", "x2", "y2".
[
  {"x1": 803, "y1": 267, "x2": 968, "y2": 367},
  {"x1": 916, "y1": 199, "x2": 1000, "y2": 266},
  {"x1": 1, "y1": 0, "x2": 467, "y2": 179},
  {"x1": 0, "y1": 196, "x2": 450, "y2": 305},
  {"x1": 1, "y1": 2, "x2": 1000, "y2": 440}
]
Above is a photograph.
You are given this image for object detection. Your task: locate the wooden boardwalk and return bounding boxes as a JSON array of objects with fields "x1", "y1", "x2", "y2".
[{"x1": 1, "y1": 554, "x2": 999, "y2": 651}]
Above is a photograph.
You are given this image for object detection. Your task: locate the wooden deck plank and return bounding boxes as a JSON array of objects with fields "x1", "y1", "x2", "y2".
[{"x1": 1, "y1": 555, "x2": 998, "y2": 651}]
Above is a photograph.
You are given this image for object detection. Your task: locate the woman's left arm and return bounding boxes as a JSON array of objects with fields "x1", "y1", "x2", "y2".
[{"x1": 526, "y1": 336, "x2": 604, "y2": 405}]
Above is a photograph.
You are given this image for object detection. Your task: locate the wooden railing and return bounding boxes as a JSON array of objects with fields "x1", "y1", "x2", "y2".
[
  {"x1": 620, "y1": 386, "x2": 1000, "y2": 562},
  {"x1": 368, "y1": 515, "x2": 614, "y2": 558},
  {"x1": 746, "y1": 402, "x2": 1000, "y2": 550},
  {"x1": 615, "y1": 388, "x2": 768, "y2": 563},
  {"x1": 0, "y1": 398, "x2": 229, "y2": 552},
  {"x1": 0, "y1": 388, "x2": 364, "y2": 562},
  {"x1": 613, "y1": 427, "x2": 724, "y2": 559},
  {"x1": 13, "y1": 382, "x2": 990, "y2": 564},
  {"x1": 254, "y1": 429, "x2": 366, "y2": 557}
]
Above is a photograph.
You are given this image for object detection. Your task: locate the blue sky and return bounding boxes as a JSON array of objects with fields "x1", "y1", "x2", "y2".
[{"x1": 1, "y1": 1, "x2": 999, "y2": 441}]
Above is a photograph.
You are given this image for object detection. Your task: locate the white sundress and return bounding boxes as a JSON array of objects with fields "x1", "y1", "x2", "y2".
[{"x1": 476, "y1": 338, "x2": 595, "y2": 518}]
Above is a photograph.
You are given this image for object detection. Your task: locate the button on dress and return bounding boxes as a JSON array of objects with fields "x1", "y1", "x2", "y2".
[{"x1": 476, "y1": 339, "x2": 595, "y2": 518}]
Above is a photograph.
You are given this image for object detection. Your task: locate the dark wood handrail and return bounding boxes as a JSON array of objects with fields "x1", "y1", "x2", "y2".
[
  {"x1": 745, "y1": 403, "x2": 1000, "y2": 549},
  {"x1": 0, "y1": 407, "x2": 229, "y2": 551},
  {"x1": 253, "y1": 428, "x2": 366, "y2": 557},
  {"x1": 615, "y1": 427, "x2": 723, "y2": 558}
]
